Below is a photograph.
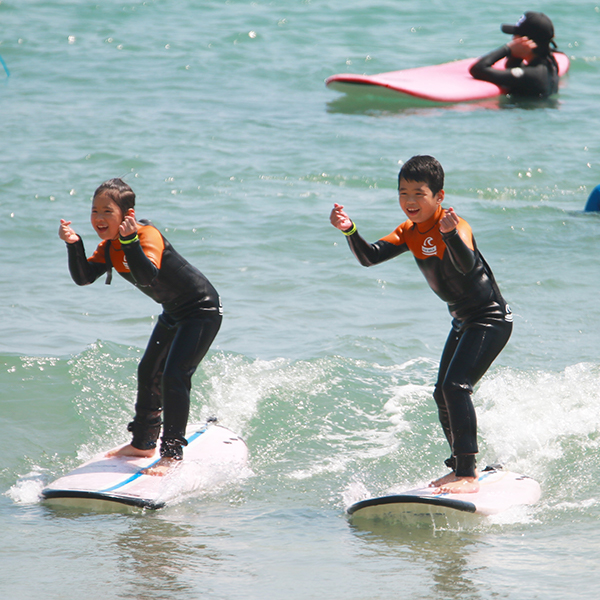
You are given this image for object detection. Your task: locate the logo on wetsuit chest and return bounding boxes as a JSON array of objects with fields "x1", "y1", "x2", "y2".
[{"x1": 422, "y1": 236, "x2": 437, "y2": 256}]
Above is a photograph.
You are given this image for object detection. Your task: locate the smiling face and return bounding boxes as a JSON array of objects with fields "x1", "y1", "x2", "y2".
[
  {"x1": 399, "y1": 178, "x2": 444, "y2": 224},
  {"x1": 91, "y1": 193, "x2": 124, "y2": 240}
]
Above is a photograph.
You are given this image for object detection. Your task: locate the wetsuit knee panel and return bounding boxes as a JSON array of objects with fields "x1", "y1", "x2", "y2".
[{"x1": 441, "y1": 379, "x2": 473, "y2": 399}]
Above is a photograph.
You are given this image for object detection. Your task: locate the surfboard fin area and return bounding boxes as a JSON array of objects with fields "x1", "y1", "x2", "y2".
[
  {"x1": 326, "y1": 54, "x2": 570, "y2": 103},
  {"x1": 346, "y1": 466, "x2": 541, "y2": 525},
  {"x1": 41, "y1": 423, "x2": 249, "y2": 511}
]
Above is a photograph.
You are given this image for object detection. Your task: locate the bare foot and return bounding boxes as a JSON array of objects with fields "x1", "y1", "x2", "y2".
[
  {"x1": 142, "y1": 457, "x2": 179, "y2": 477},
  {"x1": 106, "y1": 444, "x2": 156, "y2": 459},
  {"x1": 434, "y1": 474, "x2": 480, "y2": 495},
  {"x1": 429, "y1": 471, "x2": 456, "y2": 488}
]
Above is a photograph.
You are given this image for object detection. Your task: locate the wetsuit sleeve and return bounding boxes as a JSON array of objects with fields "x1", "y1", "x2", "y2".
[
  {"x1": 469, "y1": 45, "x2": 515, "y2": 87},
  {"x1": 469, "y1": 45, "x2": 556, "y2": 97},
  {"x1": 66, "y1": 238, "x2": 108, "y2": 285},
  {"x1": 119, "y1": 227, "x2": 164, "y2": 286},
  {"x1": 441, "y1": 228, "x2": 476, "y2": 274},
  {"x1": 345, "y1": 226, "x2": 407, "y2": 267}
]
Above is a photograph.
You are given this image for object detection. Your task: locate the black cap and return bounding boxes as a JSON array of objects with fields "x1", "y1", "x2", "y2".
[{"x1": 501, "y1": 12, "x2": 555, "y2": 45}]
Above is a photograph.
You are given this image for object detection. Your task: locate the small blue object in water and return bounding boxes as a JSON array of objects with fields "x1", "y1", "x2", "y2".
[
  {"x1": 0, "y1": 54, "x2": 9, "y2": 78},
  {"x1": 583, "y1": 185, "x2": 600, "y2": 212}
]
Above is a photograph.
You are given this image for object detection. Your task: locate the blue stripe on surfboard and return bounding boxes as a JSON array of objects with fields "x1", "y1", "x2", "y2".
[{"x1": 99, "y1": 427, "x2": 207, "y2": 493}]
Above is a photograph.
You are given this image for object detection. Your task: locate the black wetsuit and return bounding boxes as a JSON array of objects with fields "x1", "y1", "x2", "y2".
[
  {"x1": 343, "y1": 207, "x2": 512, "y2": 476},
  {"x1": 469, "y1": 45, "x2": 559, "y2": 98},
  {"x1": 66, "y1": 223, "x2": 222, "y2": 459}
]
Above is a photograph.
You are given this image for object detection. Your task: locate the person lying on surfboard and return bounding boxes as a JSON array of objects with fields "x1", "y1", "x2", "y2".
[
  {"x1": 59, "y1": 178, "x2": 222, "y2": 476},
  {"x1": 330, "y1": 155, "x2": 513, "y2": 494},
  {"x1": 469, "y1": 11, "x2": 559, "y2": 98}
]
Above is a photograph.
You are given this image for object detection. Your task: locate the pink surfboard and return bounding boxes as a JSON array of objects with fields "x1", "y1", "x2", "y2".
[{"x1": 326, "y1": 53, "x2": 570, "y2": 103}]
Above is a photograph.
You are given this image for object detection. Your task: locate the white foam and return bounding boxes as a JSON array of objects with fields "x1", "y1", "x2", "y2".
[
  {"x1": 5, "y1": 469, "x2": 46, "y2": 505},
  {"x1": 477, "y1": 363, "x2": 600, "y2": 474},
  {"x1": 342, "y1": 479, "x2": 372, "y2": 508}
]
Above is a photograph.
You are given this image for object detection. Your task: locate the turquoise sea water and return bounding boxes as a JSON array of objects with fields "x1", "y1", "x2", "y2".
[{"x1": 2, "y1": 1, "x2": 600, "y2": 598}]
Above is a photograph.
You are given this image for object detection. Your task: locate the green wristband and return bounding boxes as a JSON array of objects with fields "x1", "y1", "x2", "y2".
[
  {"x1": 342, "y1": 223, "x2": 357, "y2": 236},
  {"x1": 120, "y1": 234, "x2": 139, "y2": 245}
]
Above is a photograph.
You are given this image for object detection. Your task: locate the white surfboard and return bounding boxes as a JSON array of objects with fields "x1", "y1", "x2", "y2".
[
  {"x1": 42, "y1": 422, "x2": 249, "y2": 511},
  {"x1": 347, "y1": 466, "x2": 540, "y2": 526}
]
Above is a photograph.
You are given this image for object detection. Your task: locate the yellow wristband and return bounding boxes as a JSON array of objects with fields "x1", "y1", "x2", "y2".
[
  {"x1": 120, "y1": 234, "x2": 139, "y2": 245},
  {"x1": 342, "y1": 223, "x2": 357, "y2": 236}
]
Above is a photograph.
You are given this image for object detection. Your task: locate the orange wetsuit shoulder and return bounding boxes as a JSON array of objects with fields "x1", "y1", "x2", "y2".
[
  {"x1": 66, "y1": 223, "x2": 220, "y2": 319},
  {"x1": 343, "y1": 207, "x2": 507, "y2": 322}
]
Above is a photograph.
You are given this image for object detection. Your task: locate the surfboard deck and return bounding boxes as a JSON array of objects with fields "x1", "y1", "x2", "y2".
[
  {"x1": 347, "y1": 466, "x2": 540, "y2": 526},
  {"x1": 42, "y1": 422, "x2": 248, "y2": 511},
  {"x1": 326, "y1": 53, "x2": 570, "y2": 103}
]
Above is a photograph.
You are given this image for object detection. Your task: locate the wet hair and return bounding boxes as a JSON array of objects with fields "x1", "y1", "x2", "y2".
[
  {"x1": 93, "y1": 178, "x2": 136, "y2": 216},
  {"x1": 398, "y1": 155, "x2": 444, "y2": 195}
]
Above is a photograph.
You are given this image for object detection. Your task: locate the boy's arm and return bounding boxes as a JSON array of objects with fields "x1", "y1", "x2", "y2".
[
  {"x1": 442, "y1": 230, "x2": 476, "y2": 274},
  {"x1": 346, "y1": 229, "x2": 406, "y2": 267},
  {"x1": 440, "y1": 208, "x2": 476, "y2": 274},
  {"x1": 330, "y1": 203, "x2": 406, "y2": 266}
]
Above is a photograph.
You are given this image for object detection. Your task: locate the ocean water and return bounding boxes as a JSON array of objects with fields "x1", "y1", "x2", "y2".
[{"x1": 2, "y1": 0, "x2": 600, "y2": 598}]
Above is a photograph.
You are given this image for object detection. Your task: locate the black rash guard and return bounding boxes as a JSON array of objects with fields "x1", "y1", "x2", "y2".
[
  {"x1": 64, "y1": 222, "x2": 222, "y2": 459},
  {"x1": 341, "y1": 206, "x2": 512, "y2": 474},
  {"x1": 344, "y1": 206, "x2": 510, "y2": 326},
  {"x1": 67, "y1": 223, "x2": 221, "y2": 320},
  {"x1": 469, "y1": 45, "x2": 559, "y2": 98}
]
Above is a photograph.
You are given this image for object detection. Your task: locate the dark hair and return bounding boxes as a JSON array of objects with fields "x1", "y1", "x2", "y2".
[
  {"x1": 93, "y1": 178, "x2": 136, "y2": 215},
  {"x1": 398, "y1": 155, "x2": 444, "y2": 195}
]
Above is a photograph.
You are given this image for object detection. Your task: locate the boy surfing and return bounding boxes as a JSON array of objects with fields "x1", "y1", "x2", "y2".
[{"x1": 330, "y1": 156, "x2": 512, "y2": 493}]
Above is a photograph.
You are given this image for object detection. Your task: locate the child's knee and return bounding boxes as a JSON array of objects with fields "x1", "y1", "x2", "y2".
[{"x1": 441, "y1": 378, "x2": 473, "y2": 401}]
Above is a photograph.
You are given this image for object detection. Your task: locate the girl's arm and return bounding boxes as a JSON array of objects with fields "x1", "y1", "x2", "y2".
[
  {"x1": 117, "y1": 210, "x2": 159, "y2": 286},
  {"x1": 58, "y1": 219, "x2": 80, "y2": 244},
  {"x1": 469, "y1": 45, "x2": 528, "y2": 88},
  {"x1": 59, "y1": 219, "x2": 107, "y2": 285},
  {"x1": 119, "y1": 232, "x2": 159, "y2": 286},
  {"x1": 66, "y1": 238, "x2": 108, "y2": 285}
]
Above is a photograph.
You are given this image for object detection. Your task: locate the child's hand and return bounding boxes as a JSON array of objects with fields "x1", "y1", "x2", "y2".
[
  {"x1": 119, "y1": 209, "x2": 138, "y2": 238},
  {"x1": 330, "y1": 203, "x2": 353, "y2": 231},
  {"x1": 439, "y1": 207, "x2": 459, "y2": 233},
  {"x1": 58, "y1": 219, "x2": 80, "y2": 244}
]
